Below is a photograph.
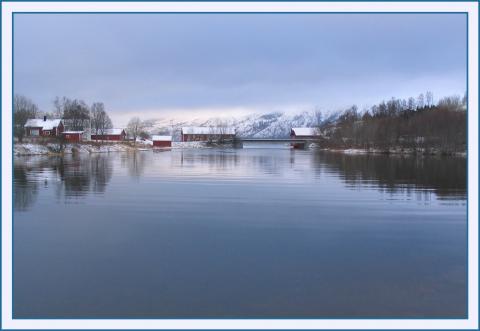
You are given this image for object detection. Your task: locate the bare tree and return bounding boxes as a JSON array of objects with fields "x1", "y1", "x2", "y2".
[
  {"x1": 127, "y1": 117, "x2": 147, "y2": 145},
  {"x1": 437, "y1": 95, "x2": 462, "y2": 112},
  {"x1": 417, "y1": 93, "x2": 425, "y2": 109},
  {"x1": 407, "y1": 97, "x2": 416, "y2": 112},
  {"x1": 216, "y1": 119, "x2": 230, "y2": 143},
  {"x1": 208, "y1": 124, "x2": 216, "y2": 143},
  {"x1": 91, "y1": 102, "x2": 112, "y2": 141},
  {"x1": 53, "y1": 96, "x2": 65, "y2": 118},
  {"x1": 55, "y1": 97, "x2": 90, "y2": 130},
  {"x1": 14, "y1": 94, "x2": 38, "y2": 142},
  {"x1": 314, "y1": 107, "x2": 323, "y2": 135},
  {"x1": 425, "y1": 91, "x2": 434, "y2": 108}
]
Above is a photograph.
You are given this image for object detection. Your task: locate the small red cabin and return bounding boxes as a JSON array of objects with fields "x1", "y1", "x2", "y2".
[
  {"x1": 152, "y1": 135, "x2": 172, "y2": 148},
  {"x1": 91, "y1": 128, "x2": 126, "y2": 141},
  {"x1": 62, "y1": 131, "x2": 84, "y2": 142},
  {"x1": 290, "y1": 127, "x2": 319, "y2": 149},
  {"x1": 24, "y1": 117, "x2": 64, "y2": 137},
  {"x1": 290, "y1": 127, "x2": 319, "y2": 140}
]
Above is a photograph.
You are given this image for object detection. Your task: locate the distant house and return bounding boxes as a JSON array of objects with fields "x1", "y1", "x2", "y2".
[
  {"x1": 91, "y1": 129, "x2": 126, "y2": 141},
  {"x1": 181, "y1": 126, "x2": 236, "y2": 142},
  {"x1": 24, "y1": 117, "x2": 64, "y2": 137},
  {"x1": 152, "y1": 135, "x2": 172, "y2": 148},
  {"x1": 290, "y1": 127, "x2": 320, "y2": 149},
  {"x1": 290, "y1": 128, "x2": 320, "y2": 139},
  {"x1": 63, "y1": 131, "x2": 84, "y2": 143}
]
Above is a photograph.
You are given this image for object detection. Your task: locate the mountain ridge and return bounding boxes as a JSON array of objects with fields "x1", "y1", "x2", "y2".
[{"x1": 146, "y1": 111, "x2": 333, "y2": 140}]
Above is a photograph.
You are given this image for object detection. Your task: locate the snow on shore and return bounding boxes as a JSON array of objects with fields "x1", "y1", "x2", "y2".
[
  {"x1": 14, "y1": 142, "x2": 466, "y2": 157},
  {"x1": 172, "y1": 141, "x2": 208, "y2": 149},
  {"x1": 14, "y1": 141, "x2": 210, "y2": 156},
  {"x1": 14, "y1": 143, "x2": 137, "y2": 156},
  {"x1": 322, "y1": 147, "x2": 466, "y2": 157},
  {"x1": 14, "y1": 143, "x2": 52, "y2": 156}
]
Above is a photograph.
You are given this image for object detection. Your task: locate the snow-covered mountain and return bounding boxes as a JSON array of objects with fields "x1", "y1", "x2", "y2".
[{"x1": 146, "y1": 111, "x2": 328, "y2": 140}]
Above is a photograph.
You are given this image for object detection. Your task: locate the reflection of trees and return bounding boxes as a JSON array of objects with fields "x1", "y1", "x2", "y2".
[
  {"x1": 57, "y1": 155, "x2": 91, "y2": 197},
  {"x1": 89, "y1": 155, "x2": 113, "y2": 193},
  {"x1": 56, "y1": 155, "x2": 113, "y2": 196},
  {"x1": 13, "y1": 165, "x2": 39, "y2": 211},
  {"x1": 178, "y1": 150, "x2": 240, "y2": 171},
  {"x1": 121, "y1": 152, "x2": 147, "y2": 178},
  {"x1": 312, "y1": 152, "x2": 466, "y2": 199},
  {"x1": 14, "y1": 155, "x2": 114, "y2": 211}
]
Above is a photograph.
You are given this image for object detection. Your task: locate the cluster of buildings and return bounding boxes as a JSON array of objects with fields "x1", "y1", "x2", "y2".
[
  {"x1": 23, "y1": 117, "x2": 320, "y2": 147},
  {"x1": 24, "y1": 117, "x2": 127, "y2": 143}
]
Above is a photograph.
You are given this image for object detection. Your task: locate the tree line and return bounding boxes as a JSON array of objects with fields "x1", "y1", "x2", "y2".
[{"x1": 317, "y1": 92, "x2": 467, "y2": 154}]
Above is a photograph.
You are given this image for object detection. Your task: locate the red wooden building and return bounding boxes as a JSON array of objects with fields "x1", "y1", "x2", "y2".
[
  {"x1": 152, "y1": 135, "x2": 172, "y2": 148},
  {"x1": 24, "y1": 117, "x2": 64, "y2": 137},
  {"x1": 290, "y1": 127, "x2": 320, "y2": 149},
  {"x1": 62, "y1": 131, "x2": 84, "y2": 142},
  {"x1": 91, "y1": 128, "x2": 126, "y2": 141},
  {"x1": 290, "y1": 127, "x2": 319, "y2": 139}
]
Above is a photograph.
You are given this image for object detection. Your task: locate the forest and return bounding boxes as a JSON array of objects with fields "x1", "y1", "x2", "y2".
[{"x1": 319, "y1": 93, "x2": 467, "y2": 154}]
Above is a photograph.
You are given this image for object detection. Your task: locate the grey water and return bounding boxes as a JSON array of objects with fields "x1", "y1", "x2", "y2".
[{"x1": 13, "y1": 149, "x2": 467, "y2": 318}]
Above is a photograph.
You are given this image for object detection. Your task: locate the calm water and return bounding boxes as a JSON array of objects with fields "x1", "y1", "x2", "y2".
[{"x1": 13, "y1": 149, "x2": 467, "y2": 318}]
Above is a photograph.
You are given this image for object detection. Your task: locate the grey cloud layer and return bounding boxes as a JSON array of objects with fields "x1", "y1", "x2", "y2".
[{"x1": 14, "y1": 13, "x2": 466, "y2": 117}]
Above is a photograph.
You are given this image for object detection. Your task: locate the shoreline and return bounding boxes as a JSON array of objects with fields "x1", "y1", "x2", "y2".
[
  {"x1": 13, "y1": 141, "x2": 467, "y2": 157},
  {"x1": 13, "y1": 141, "x2": 215, "y2": 156},
  {"x1": 316, "y1": 147, "x2": 466, "y2": 157}
]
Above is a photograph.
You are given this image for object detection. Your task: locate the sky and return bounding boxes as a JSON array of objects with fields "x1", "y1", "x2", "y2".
[{"x1": 14, "y1": 13, "x2": 467, "y2": 126}]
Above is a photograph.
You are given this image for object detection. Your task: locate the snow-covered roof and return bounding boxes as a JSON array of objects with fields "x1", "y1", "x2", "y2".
[
  {"x1": 63, "y1": 131, "x2": 84, "y2": 134},
  {"x1": 24, "y1": 119, "x2": 62, "y2": 130},
  {"x1": 103, "y1": 128, "x2": 125, "y2": 135},
  {"x1": 291, "y1": 127, "x2": 319, "y2": 136},
  {"x1": 90, "y1": 129, "x2": 125, "y2": 135},
  {"x1": 152, "y1": 135, "x2": 172, "y2": 141},
  {"x1": 181, "y1": 126, "x2": 235, "y2": 135}
]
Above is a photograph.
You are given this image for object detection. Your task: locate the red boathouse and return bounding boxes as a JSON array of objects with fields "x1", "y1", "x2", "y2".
[
  {"x1": 91, "y1": 128, "x2": 126, "y2": 141},
  {"x1": 63, "y1": 131, "x2": 84, "y2": 142},
  {"x1": 152, "y1": 135, "x2": 172, "y2": 148}
]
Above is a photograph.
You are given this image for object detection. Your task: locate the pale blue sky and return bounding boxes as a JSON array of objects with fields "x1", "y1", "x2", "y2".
[{"x1": 14, "y1": 13, "x2": 466, "y2": 124}]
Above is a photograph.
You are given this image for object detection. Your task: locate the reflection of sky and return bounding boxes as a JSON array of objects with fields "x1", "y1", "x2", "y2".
[
  {"x1": 13, "y1": 151, "x2": 466, "y2": 318},
  {"x1": 14, "y1": 13, "x2": 466, "y2": 125}
]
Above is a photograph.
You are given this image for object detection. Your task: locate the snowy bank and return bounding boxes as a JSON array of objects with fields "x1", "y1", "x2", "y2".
[
  {"x1": 172, "y1": 141, "x2": 209, "y2": 149},
  {"x1": 14, "y1": 142, "x2": 140, "y2": 156},
  {"x1": 14, "y1": 140, "x2": 222, "y2": 155},
  {"x1": 13, "y1": 139, "x2": 215, "y2": 155},
  {"x1": 319, "y1": 147, "x2": 466, "y2": 157}
]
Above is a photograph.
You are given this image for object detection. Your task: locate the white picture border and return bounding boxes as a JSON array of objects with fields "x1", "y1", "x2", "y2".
[{"x1": 2, "y1": 1, "x2": 478, "y2": 329}]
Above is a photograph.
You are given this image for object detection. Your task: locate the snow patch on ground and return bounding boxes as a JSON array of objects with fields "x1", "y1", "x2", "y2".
[
  {"x1": 14, "y1": 141, "x2": 214, "y2": 155},
  {"x1": 136, "y1": 138, "x2": 153, "y2": 146},
  {"x1": 14, "y1": 143, "x2": 138, "y2": 155},
  {"x1": 172, "y1": 141, "x2": 209, "y2": 149},
  {"x1": 342, "y1": 149, "x2": 369, "y2": 155},
  {"x1": 70, "y1": 144, "x2": 135, "y2": 154},
  {"x1": 14, "y1": 143, "x2": 51, "y2": 155}
]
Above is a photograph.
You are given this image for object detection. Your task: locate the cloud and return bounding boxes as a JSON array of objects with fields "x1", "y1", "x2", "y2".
[{"x1": 14, "y1": 13, "x2": 467, "y2": 125}]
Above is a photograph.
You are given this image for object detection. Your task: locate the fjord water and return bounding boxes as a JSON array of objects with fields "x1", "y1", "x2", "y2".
[{"x1": 13, "y1": 149, "x2": 467, "y2": 318}]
